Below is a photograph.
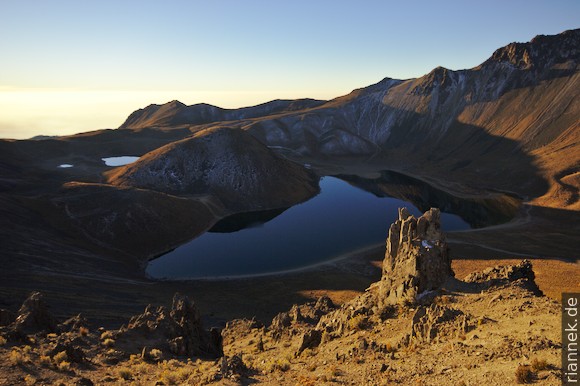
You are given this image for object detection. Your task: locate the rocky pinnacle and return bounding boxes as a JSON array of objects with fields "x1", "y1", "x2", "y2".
[{"x1": 379, "y1": 207, "x2": 453, "y2": 306}]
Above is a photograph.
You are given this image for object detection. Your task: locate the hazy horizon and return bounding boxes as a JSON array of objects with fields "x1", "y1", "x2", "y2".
[
  {"x1": 0, "y1": 88, "x2": 337, "y2": 139},
  {"x1": 1, "y1": 0, "x2": 578, "y2": 139}
]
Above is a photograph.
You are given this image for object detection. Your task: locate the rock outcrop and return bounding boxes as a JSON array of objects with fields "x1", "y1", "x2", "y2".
[
  {"x1": 115, "y1": 293, "x2": 223, "y2": 359},
  {"x1": 411, "y1": 305, "x2": 471, "y2": 344},
  {"x1": 379, "y1": 207, "x2": 452, "y2": 306},
  {"x1": 296, "y1": 329, "x2": 323, "y2": 356},
  {"x1": 10, "y1": 292, "x2": 58, "y2": 336},
  {"x1": 270, "y1": 295, "x2": 337, "y2": 333},
  {"x1": 464, "y1": 259, "x2": 543, "y2": 295},
  {"x1": 317, "y1": 208, "x2": 453, "y2": 334}
]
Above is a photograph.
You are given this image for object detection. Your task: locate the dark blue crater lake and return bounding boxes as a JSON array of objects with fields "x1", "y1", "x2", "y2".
[{"x1": 146, "y1": 175, "x2": 471, "y2": 279}]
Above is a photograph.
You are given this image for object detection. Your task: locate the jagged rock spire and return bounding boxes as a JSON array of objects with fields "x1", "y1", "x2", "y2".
[{"x1": 379, "y1": 208, "x2": 452, "y2": 306}]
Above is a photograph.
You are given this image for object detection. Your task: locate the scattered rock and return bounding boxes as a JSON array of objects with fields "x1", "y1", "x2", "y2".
[
  {"x1": 116, "y1": 293, "x2": 223, "y2": 358},
  {"x1": 48, "y1": 341, "x2": 87, "y2": 363},
  {"x1": 220, "y1": 354, "x2": 250, "y2": 379},
  {"x1": 358, "y1": 337, "x2": 369, "y2": 350},
  {"x1": 225, "y1": 318, "x2": 263, "y2": 332},
  {"x1": 102, "y1": 349, "x2": 126, "y2": 365},
  {"x1": 60, "y1": 314, "x2": 90, "y2": 332}
]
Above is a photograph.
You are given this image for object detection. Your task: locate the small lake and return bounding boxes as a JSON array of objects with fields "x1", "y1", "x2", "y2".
[
  {"x1": 146, "y1": 176, "x2": 470, "y2": 279},
  {"x1": 102, "y1": 156, "x2": 140, "y2": 166}
]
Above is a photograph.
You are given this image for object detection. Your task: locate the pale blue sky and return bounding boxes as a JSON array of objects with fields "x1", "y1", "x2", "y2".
[{"x1": 0, "y1": 0, "x2": 578, "y2": 138}]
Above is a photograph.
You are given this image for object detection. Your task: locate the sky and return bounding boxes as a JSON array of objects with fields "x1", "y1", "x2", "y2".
[{"x1": 0, "y1": 0, "x2": 578, "y2": 139}]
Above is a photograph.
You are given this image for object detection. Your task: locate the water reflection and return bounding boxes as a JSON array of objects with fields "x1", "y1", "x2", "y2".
[
  {"x1": 338, "y1": 171, "x2": 520, "y2": 228},
  {"x1": 147, "y1": 173, "x2": 495, "y2": 279}
]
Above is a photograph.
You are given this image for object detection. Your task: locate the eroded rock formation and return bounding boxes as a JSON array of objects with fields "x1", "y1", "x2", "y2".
[
  {"x1": 11, "y1": 292, "x2": 58, "y2": 336},
  {"x1": 115, "y1": 293, "x2": 223, "y2": 359},
  {"x1": 317, "y1": 208, "x2": 454, "y2": 335},
  {"x1": 379, "y1": 207, "x2": 453, "y2": 306},
  {"x1": 463, "y1": 259, "x2": 543, "y2": 295}
]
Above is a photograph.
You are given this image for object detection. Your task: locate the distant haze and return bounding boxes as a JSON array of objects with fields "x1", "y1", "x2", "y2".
[
  {"x1": 0, "y1": 89, "x2": 333, "y2": 139},
  {"x1": 0, "y1": 0, "x2": 578, "y2": 139}
]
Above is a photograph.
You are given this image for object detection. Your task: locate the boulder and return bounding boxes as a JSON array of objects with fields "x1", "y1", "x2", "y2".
[
  {"x1": 219, "y1": 354, "x2": 251, "y2": 379},
  {"x1": 270, "y1": 311, "x2": 292, "y2": 330},
  {"x1": 296, "y1": 329, "x2": 323, "y2": 356},
  {"x1": 12, "y1": 292, "x2": 58, "y2": 335}
]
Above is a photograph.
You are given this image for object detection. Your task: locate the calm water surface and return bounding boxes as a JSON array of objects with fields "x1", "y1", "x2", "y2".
[
  {"x1": 146, "y1": 176, "x2": 469, "y2": 279},
  {"x1": 102, "y1": 156, "x2": 140, "y2": 166}
]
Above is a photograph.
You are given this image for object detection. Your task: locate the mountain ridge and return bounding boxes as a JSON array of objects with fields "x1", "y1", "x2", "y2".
[{"x1": 119, "y1": 98, "x2": 326, "y2": 130}]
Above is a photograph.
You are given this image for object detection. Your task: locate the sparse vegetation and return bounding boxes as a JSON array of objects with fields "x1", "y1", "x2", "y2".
[
  {"x1": 57, "y1": 360, "x2": 71, "y2": 372},
  {"x1": 23, "y1": 374, "x2": 37, "y2": 386},
  {"x1": 149, "y1": 348, "x2": 163, "y2": 361},
  {"x1": 53, "y1": 351, "x2": 68, "y2": 365},
  {"x1": 100, "y1": 331, "x2": 113, "y2": 340},
  {"x1": 79, "y1": 326, "x2": 89, "y2": 336},
  {"x1": 0, "y1": 336, "x2": 7, "y2": 345},
  {"x1": 39, "y1": 355, "x2": 52, "y2": 367},
  {"x1": 531, "y1": 358, "x2": 549, "y2": 371},
  {"x1": 102, "y1": 338, "x2": 115, "y2": 348},
  {"x1": 348, "y1": 314, "x2": 369, "y2": 331},
  {"x1": 175, "y1": 367, "x2": 192, "y2": 382},
  {"x1": 515, "y1": 365, "x2": 533, "y2": 384},
  {"x1": 118, "y1": 367, "x2": 133, "y2": 380},
  {"x1": 264, "y1": 358, "x2": 291, "y2": 373},
  {"x1": 9, "y1": 348, "x2": 29, "y2": 366},
  {"x1": 159, "y1": 369, "x2": 179, "y2": 385},
  {"x1": 329, "y1": 364, "x2": 341, "y2": 377}
]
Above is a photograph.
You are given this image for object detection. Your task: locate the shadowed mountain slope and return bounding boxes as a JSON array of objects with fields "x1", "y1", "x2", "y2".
[
  {"x1": 117, "y1": 30, "x2": 578, "y2": 209},
  {"x1": 239, "y1": 29, "x2": 579, "y2": 209},
  {"x1": 107, "y1": 127, "x2": 320, "y2": 211}
]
